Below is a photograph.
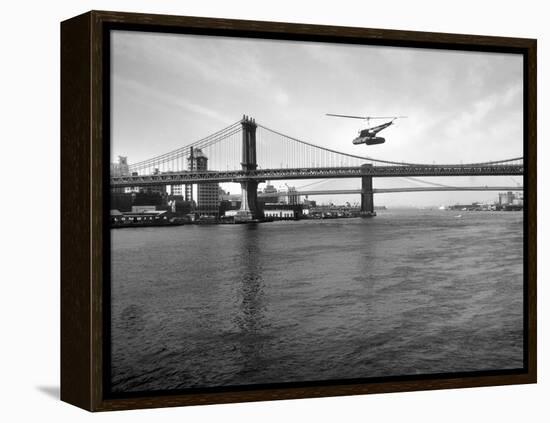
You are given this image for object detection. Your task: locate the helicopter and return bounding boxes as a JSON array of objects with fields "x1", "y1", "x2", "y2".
[{"x1": 326, "y1": 114, "x2": 407, "y2": 145}]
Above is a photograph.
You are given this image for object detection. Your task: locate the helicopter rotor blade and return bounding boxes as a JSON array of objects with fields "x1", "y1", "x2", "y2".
[
  {"x1": 326, "y1": 113, "x2": 368, "y2": 119},
  {"x1": 368, "y1": 116, "x2": 408, "y2": 120},
  {"x1": 326, "y1": 114, "x2": 408, "y2": 120}
]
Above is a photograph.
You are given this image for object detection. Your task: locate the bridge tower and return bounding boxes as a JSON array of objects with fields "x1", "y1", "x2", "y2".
[
  {"x1": 360, "y1": 164, "x2": 376, "y2": 217},
  {"x1": 239, "y1": 116, "x2": 262, "y2": 219}
]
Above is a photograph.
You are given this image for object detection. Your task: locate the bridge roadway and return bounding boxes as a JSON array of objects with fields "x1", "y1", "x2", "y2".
[
  {"x1": 261, "y1": 186, "x2": 524, "y2": 197},
  {"x1": 110, "y1": 164, "x2": 524, "y2": 188}
]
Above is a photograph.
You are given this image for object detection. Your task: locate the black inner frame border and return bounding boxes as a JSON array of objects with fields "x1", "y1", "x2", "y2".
[{"x1": 101, "y1": 20, "x2": 531, "y2": 400}]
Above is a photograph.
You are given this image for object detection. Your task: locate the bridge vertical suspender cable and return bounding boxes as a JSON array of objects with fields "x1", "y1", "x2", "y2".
[{"x1": 118, "y1": 119, "x2": 524, "y2": 178}]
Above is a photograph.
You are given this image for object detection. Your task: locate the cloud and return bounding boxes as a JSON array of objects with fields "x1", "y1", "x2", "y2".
[{"x1": 112, "y1": 75, "x2": 233, "y2": 125}]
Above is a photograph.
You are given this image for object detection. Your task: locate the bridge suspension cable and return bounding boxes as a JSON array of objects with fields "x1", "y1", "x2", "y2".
[
  {"x1": 120, "y1": 118, "x2": 524, "y2": 178},
  {"x1": 256, "y1": 123, "x2": 523, "y2": 169},
  {"x1": 127, "y1": 120, "x2": 242, "y2": 175}
]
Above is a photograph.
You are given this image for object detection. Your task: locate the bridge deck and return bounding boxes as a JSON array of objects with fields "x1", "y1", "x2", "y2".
[{"x1": 111, "y1": 165, "x2": 524, "y2": 188}]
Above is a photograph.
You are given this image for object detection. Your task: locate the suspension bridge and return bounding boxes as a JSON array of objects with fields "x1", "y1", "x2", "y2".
[{"x1": 110, "y1": 116, "x2": 524, "y2": 218}]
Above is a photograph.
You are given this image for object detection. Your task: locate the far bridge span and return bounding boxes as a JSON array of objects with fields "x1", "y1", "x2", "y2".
[{"x1": 265, "y1": 186, "x2": 524, "y2": 198}]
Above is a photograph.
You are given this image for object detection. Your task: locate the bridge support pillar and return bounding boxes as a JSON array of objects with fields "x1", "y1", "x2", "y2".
[
  {"x1": 237, "y1": 116, "x2": 262, "y2": 220},
  {"x1": 361, "y1": 164, "x2": 376, "y2": 217},
  {"x1": 239, "y1": 180, "x2": 261, "y2": 218}
]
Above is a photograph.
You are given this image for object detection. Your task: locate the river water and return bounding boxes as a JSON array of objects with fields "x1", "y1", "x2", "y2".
[{"x1": 110, "y1": 209, "x2": 524, "y2": 393}]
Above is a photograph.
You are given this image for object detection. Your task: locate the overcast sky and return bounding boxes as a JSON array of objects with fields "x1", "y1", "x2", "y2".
[{"x1": 111, "y1": 30, "x2": 523, "y2": 206}]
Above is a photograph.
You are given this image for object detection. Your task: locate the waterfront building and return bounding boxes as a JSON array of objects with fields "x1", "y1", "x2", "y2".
[
  {"x1": 512, "y1": 191, "x2": 524, "y2": 206},
  {"x1": 498, "y1": 191, "x2": 523, "y2": 207},
  {"x1": 110, "y1": 156, "x2": 130, "y2": 194},
  {"x1": 261, "y1": 183, "x2": 279, "y2": 203},
  {"x1": 167, "y1": 199, "x2": 194, "y2": 215},
  {"x1": 143, "y1": 168, "x2": 167, "y2": 195},
  {"x1": 286, "y1": 185, "x2": 299, "y2": 205},
  {"x1": 143, "y1": 186, "x2": 166, "y2": 195},
  {"x1": 303, "y1": 198, "x2": 317, "y2": 208},
  {"x1": 219, "y1": 192, "x2": 241, "y2": 216},
  {"x1": 132, "y1": 205, "x2": 157, "y2": 213},
  {"x1": 122, "y1": 172, "x2": 141, "y2": 194},
  {"x1": 187, "y1": 147, "x2": 219, "y2": 216},
  {"x1": 263, "y1": 203, "x2": 303, "y2": 220},
  {"x1": 171, "y1": 184, "x2": 184, "y2": 196},
  {"x1": 132, "y1": 191, "x2": 165, "y2": 208},
  {"x1": 110, "y1": 156, "x2": 130, "y2": 177},
  {"x1": 263, "y1": 209, "x2": 296, "y2": 219},
  {"x1": 499, "y1": 191, "x2": 514, "y2": 206},
  {"x1": 110, "y1": 209, "x2": 174, "y2": 227}
]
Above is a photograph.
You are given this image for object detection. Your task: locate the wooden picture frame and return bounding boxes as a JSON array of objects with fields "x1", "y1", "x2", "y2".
[{"x1": 61, "y1": 10, "x2": 536, "y2": 411}]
